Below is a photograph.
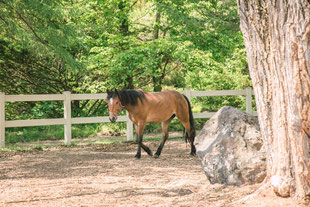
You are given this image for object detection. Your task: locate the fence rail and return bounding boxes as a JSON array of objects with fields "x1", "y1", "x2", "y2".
[{"x1": 0, "y1": 88, "x2": 256, "y2": 147}]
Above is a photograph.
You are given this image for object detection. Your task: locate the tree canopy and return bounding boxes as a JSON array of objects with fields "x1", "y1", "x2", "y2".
[{"x1": 0, "y1": 0, "x2": 250, "y2": 118}]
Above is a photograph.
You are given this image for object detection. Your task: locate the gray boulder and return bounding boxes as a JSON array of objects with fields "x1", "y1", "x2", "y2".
[{"x1": 194, "y1": 106, "x2": 266, "y2": 185}]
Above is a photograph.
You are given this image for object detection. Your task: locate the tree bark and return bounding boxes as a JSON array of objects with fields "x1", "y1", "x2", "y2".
[
  {"x1": 118, "y1": 0, "x2": 129, "y2": 36},
  {"x1": 152, "y1": 4, "x2": 163, "y2": 92},
  {"x1": 237, "y1": 0, "x2": 310, "y2": 201},
  {"x1": 153, "y1": 10, "x2": 161, "y2": 39}
]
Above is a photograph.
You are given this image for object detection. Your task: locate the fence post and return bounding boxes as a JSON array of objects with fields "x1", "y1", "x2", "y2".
[
  {"x1": 0, "y1": 92, "x2": 5, "y2": 148},
  {"x1": 64, "y1": 91, "x2": 72, "y2": 145},
  {"x1": 246, "y1": 87, "x2": 253, "y2": 115},
  {"x1": 126, "y1": 111, "x2": 134, "y2": 141}
]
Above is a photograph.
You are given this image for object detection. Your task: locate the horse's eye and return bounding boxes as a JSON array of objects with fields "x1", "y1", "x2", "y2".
[{"x1": 116, "y1": 101, "x2": 119, "y2": 104}]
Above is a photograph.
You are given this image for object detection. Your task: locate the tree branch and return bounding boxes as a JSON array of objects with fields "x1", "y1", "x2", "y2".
[{"x1": 11, "y1": 5, "x2": 48, "y2": 45}]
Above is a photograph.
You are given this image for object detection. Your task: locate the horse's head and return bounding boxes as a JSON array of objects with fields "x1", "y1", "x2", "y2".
[{"x1": 106, "y1": 89, "x2": 124, "y2": 123}]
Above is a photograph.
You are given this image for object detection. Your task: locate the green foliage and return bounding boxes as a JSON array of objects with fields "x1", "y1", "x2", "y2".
[
  {"x1": 1, "y1": 0, "x2": 252, "y2": 143},
  {"x1": 5, "y1": 124, "x2": 100, "y2": 144},
  {"x1": 6, "y1": 126, "x2": 64, "y2": 144},
  {"x1": 101, "y1": 122, "x2": 127, "y2": 136},
  {"x1": 0, "y1": 0, "x2": 82, "y2": 71}
]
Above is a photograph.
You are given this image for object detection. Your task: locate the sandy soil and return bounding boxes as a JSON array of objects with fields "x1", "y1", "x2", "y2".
[{"x1": 0, "y1": 138, "x2": 305, "y2": 207}]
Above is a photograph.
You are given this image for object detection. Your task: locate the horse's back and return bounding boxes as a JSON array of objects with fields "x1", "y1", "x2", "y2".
[
  {"x1": 144, "y1": 90, "x2": 185, "y2": 106},
  {"x1": 146, "y1": 90, "x2": 183, "y2": 98},
  {"x1": 141, "y1": 90, "x2": 187, "y2": 123}
]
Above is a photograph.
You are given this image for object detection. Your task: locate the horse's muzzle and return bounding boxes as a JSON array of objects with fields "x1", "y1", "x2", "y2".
[{"x1": 109, "y1": 116, "x2": 117, "y2": 123}]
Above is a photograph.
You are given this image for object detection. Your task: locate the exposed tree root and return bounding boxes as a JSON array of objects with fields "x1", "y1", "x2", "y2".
[
  {"x1": 228, "y1": 181, "x2": 310, "y2": 207},
  {"x1": 228, "y1": 182, "x2": 271, "y2": 206}
]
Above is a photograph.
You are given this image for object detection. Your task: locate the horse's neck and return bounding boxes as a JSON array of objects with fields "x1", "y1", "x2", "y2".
[
  {"x1": 124, "y1": 105, "x2": 138, "y2": 123},
  {"x1": 124, "y1": 104, "x2": 135, "y2": 114},
  {"x1": 124, "y1": 103, "x2": 144, "y2": 116}
]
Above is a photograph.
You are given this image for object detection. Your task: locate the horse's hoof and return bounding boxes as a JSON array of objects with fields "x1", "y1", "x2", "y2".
[
  {"x1": 153, "y1": 154, "x2": 159, "y2": 159},
  {"x1": 135, "y1": 155, "x2": 141, "y2": 159},
  {"x1": 190, "y1": 152, "x2": 196, "y2": 156}
]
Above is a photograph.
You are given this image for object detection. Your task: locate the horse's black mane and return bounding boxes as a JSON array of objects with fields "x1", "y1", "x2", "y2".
[{"x1": 108, "y1": 89, "x2": 145, "y2": 106}]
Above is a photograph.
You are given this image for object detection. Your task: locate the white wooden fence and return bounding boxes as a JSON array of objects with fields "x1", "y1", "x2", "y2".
[{"x1": 0, "y1": 88, "x2": 255, "y2": 147}]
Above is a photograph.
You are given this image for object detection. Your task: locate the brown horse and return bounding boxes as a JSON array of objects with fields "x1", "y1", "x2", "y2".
[{"x1": 106, "y1": 89, "x2": 196, "y2": 159}]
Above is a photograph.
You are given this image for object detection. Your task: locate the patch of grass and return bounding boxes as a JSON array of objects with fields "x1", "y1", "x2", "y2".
[
  {"x1": 5, "y1": 124, "x2": 102, "y2": 145},
  {"x1": 100, "y1": 123, "x2": 126, "y2": 136},
  {"x1": 5, "y1": 126, "x2": 64, "y2": 144},
  {"x1": 0, "y1": 144, "x2": 49, "y2": 152},
  {"x1": 65, "y1": 142, "x2": 78, "y2": 147},
  {"x1": 72, "y1": 124, "x2": 98, "y2": 138},
  {"x1": 95, "y1": 138, "x2": 127, "y2": 144}
]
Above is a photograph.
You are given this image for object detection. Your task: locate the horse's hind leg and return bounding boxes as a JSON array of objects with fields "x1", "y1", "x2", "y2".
[
  {"x1": 154, "y1": 115, "x2": 174, "y2": 158},
  {"x1": 186, "y1": 128, "x2": 196, "y2": 156},
  {"x1": 135, "y1": 122, "x2": 152, "y2": 159},
  {"x1": 141, "y1": 141, "x2": 152, "y2": 156},
  {"x1": 177, "y1": 115, "x2": 196, "y2": 156},
  {"x1": 175, "y1": 95, "x2": 196, "y2": 156},
  {"x1": 183, "y1": 122, "x2": 196, "y2": 156}
]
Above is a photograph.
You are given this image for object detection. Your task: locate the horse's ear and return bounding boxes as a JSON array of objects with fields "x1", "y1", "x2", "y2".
[
  {"x1": 107, "y1": 89, "x2": 111, "y2": 95},
  {"x1": 115, "y1": 89, "x2": 120, "y2": 98}
]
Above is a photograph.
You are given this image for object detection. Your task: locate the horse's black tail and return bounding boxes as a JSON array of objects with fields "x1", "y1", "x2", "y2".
[{"x1": 182, "y1": 95, "x2": 195, "y2": 144}]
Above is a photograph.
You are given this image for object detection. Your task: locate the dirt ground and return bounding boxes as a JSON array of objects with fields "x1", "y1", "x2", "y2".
[{"x1": 0, "y1": 136, "x2": 305, "y2": 207}]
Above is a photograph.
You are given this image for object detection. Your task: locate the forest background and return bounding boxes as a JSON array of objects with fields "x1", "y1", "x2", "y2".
[{"x1": 0, "y1": 0, "x2": 252, "y2": 144}]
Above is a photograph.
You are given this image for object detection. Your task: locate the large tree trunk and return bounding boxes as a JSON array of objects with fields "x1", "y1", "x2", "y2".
[
  {"x1": 153, "y1": 10, "x2": 161, "y2": 39},
  {"x1": 237, "y1": 0, "x2": 310, "y2": 201},
  {"x1": 118, "y1": 0, "x2": 129, "y2": 36},
  {"x1": 152, "y1": 4, "x2": 163, "y2": 92}
]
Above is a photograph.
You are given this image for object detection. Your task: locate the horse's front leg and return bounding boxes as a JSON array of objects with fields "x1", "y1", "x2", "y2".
[
  {"x1": 135, "y1": 122, "x2": 152, "y2": 159},
  {"x1": 135, "y1": 132, "x2": 142, "y2": 159},
  {"x1": 154, "y1": 117, "x2": 173, "y2": 158}
]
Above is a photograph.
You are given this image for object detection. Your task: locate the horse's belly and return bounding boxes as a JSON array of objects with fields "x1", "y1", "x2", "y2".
[
  {"x1": 146, "y1": 113, "x2": 173, "y2": 123},
  {"x1": 146, "y1": 117, "x2": 162, "y2": 123}
]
